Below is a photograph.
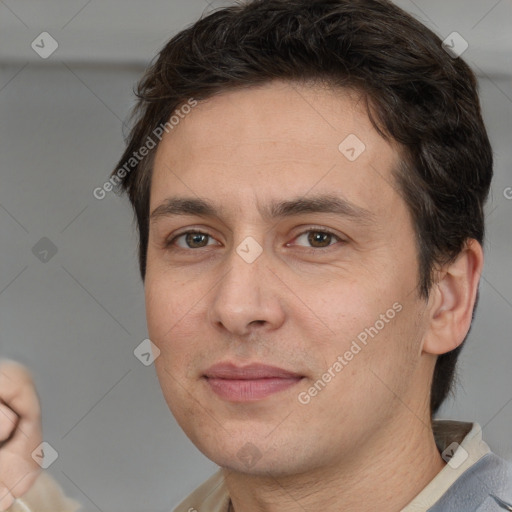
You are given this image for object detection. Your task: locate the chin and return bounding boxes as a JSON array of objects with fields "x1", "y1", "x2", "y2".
[{"x1": 192, "y1": 432, "x2": 319, "y2": 478}]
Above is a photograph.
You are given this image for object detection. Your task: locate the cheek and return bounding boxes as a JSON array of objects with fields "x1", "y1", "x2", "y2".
[
  {"x1": 144, "y1": 270, "x2": 225, "y2": 379},
  {"x1": 145, "y1": 280, "x2": 202, "y2": 414},
  {"x1": 145, "y1": 281, "x2": 171, "y2": 343},
  {"x1": 304, "y1": 277, "x2": 417, "y2": 375},
  {"x1": 145, "y1": 271, "x2": 195, "y2": 336},
  {"x1": 300, "y1": 278, "x2": 388, "y2": 340},
  {"x1": 144, "y1": 278, "x2": 200, "y2": 378}
]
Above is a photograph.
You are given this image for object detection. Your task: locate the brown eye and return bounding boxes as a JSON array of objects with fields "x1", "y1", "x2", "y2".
[
  {"x1": 291, "y1": 230, "x2": 341, "y2": 249},
  {"x1": 168, "y1": 231, "x2": 218, "y2": 249},
  {"x1": 307, "y1": 231, "x2": 333, "y2": 247},
  {"x1": 185, "y1": 233, "x2": 209, "y2": 248}
]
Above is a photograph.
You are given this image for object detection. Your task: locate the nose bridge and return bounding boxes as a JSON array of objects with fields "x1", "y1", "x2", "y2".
[
  {"x1": 216, "y1": 241, "x2": 266, "y2": 311},
  {"x1": 208, "y1": 238, "x2": 283, "y2": 334}
]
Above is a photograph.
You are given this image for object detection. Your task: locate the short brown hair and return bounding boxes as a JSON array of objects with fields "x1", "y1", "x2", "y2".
[{"x1": 112, "y1": 0, "x2": 493, "y2": 416}]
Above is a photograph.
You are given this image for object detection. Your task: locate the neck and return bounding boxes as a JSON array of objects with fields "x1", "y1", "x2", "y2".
[{"x1": 225, "y1": 415, "x2": 446, "y2": 512}]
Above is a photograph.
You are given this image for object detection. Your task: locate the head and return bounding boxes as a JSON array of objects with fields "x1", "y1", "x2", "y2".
[{"x1": 112, "y1": 0, "x2": 491, "y2": 474}]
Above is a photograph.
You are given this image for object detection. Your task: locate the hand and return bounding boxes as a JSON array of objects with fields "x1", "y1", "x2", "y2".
[{"x1": 0, "y1": 360, "x2": 42, "y2": 511}]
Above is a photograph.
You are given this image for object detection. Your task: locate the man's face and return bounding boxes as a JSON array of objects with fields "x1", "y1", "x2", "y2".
[{"x1": 145, "y1": 81, "x2": 434, "y2": 475}]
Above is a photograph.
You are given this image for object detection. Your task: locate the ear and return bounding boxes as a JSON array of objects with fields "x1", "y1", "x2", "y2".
[{"x1": 422, "y1": 239, "x2": 484, "y2": 355}]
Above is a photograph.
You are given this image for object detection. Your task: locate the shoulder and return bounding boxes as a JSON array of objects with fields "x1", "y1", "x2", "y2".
[
  {"x1": 429, "y1": 452, "x2": 512, "y2": 511},
  {"x1": 172, "y1": 470, "x2": 230, "y2": 512}
]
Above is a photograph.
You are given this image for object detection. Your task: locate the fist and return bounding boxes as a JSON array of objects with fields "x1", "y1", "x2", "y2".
[{"x1": 0, "y1": 360, "x2": 42, "y2": 511}]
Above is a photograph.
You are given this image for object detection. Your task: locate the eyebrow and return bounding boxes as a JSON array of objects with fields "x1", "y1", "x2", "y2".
[{"x1": 150, "y1": 194, "x2": 376, "y2": 226}]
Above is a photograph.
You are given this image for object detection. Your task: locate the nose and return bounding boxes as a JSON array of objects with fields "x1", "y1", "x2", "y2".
[{"x1": 208, "y1": 244, "x2": 285, "y2": 337}]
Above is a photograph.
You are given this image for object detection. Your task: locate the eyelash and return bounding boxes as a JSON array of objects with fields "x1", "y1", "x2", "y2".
[
  {"x1": 165, "y1": 230, "x2": 217, "y2": 249},
  {"x1": 165, "y1": 227, "x2": 345, "y2": 252}
]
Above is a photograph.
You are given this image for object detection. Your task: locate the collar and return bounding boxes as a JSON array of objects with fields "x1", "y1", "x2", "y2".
[
  {"x1": 173, "y1": 420, "x2": 491, "y2": 512},
  {"x1": 402, "y1": 420, "x2": 491, "y2": 511}
]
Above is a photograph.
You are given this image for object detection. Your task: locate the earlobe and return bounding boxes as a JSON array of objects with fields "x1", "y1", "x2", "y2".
[{"x1": 422, "y1": 239, "x2": 484, "y2": 356}]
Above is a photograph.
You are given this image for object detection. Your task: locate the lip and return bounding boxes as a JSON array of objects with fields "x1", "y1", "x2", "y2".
[
  {"x1": 204, "y1": 362, "x2": 303, "y2": 380},
  {"x1": 203, "y1": 362, "x2": 304, "y2": 402}
]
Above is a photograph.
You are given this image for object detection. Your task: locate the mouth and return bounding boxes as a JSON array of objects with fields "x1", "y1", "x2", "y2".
[{"x1": 203, "y1": 362, "x2": 304, "y2": 402}]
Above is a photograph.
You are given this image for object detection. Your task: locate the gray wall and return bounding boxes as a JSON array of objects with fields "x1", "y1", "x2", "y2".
[{"x1": 1, "y1": 1, "x2": 511, "y2": 510}]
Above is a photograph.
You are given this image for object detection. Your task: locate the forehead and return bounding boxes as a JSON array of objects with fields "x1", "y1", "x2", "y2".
[{"x1": 150, "y1": 80, "x2": 403, "y2": 221}]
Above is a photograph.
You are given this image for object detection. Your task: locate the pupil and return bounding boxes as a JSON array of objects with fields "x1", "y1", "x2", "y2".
[
  {"x1": 187, "y1": 233, "x2": 207, "y2": 248},
  {"x1": 308, "y1": 231, "x2": 331, "y2": 247}
]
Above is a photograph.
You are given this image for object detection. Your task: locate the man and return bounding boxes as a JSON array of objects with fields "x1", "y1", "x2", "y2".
[{"x1": 1, "y1": 0, "x2": 511, "y2": 510}]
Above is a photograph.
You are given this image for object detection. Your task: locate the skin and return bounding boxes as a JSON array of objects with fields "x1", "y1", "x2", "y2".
[
  {"x1": 0, "y1": 360, "x2": 42, "y2": 511},
  {"x1": 145, "y1": 80, "x2": 483, "y2": 512}
]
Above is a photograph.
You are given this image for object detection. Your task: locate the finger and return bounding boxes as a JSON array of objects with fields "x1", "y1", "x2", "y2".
[
  {"x1": 0, "y1": 462, "x2": 41, "y2": 505},
  {"x1": 0, "y1": 361, "x2": 42, "y2": 499},
  {"x1": 0, "y1": 486, "x2": 15, "y2": 512},
  {"x1": 0, "y1": 402, "x2": 18, "y2": 442},
  {"x1": 0, "y1": 360, "x2": 41, "y2": 449},
  {"x1": 0, "y1": 451, "x2": 41, "y2": 501},
  {"x1": 0, "y1": 360, "x2": 41, "y2": 424}
]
